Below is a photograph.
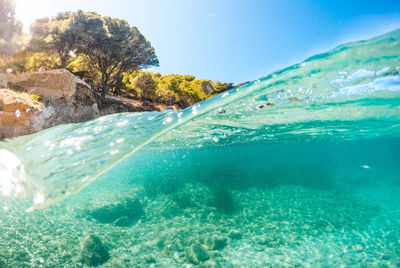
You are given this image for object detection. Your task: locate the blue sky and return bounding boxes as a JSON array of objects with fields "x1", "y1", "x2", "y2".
[{"x1": 15, "y1": 0, "x2": 400, "y2": 83}]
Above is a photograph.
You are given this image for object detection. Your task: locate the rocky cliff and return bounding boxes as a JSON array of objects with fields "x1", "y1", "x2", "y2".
[
  {"x1": 0, "y1": 89, "x2": 44, "y2": 138},
  {"x1": 1, "y1": 69, "x2": 99, "y2": 139},
  {"x1": 0, "y1": 69, "x2": 180, "y2": 139}
]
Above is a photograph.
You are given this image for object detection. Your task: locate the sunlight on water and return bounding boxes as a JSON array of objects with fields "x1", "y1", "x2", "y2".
[{"x1": 0, "y1": 29, "x2": 399, "y2": 266}]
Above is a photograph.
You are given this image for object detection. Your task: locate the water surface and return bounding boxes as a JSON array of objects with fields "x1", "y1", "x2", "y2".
[{"x1": 0, "y1": 29, "x2": 400, "y2": 267}]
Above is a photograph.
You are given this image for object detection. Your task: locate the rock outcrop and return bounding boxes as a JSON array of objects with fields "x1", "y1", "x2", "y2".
[
  {"x1": 0, "y1": 89, "x2": 44, "y2": 138},
  {"x1": 80, "y1": 234, "x2": 110, "y2": 266},
  {"x1": 0, "y1": 69, "x2": 180, "y2": 139},
  {"x1": 100, "y1": 94, "x2": 179, "y2": 116},
  {"x1": 85, "y1": 196, "x2": 144, "y2": 227},
  {"x1": 0, "y1": 69, "x2": 99, "y2": 139}
]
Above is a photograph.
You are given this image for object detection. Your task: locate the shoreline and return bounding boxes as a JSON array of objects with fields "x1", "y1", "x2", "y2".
[{"x1": 0, "y1": 69, "x2": 181, "y2": 140}]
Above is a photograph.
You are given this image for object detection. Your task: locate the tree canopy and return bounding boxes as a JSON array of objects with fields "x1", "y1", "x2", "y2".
[
  {"x1": 0, "y1": 0, "x2": 24, "y2": 57},
  {"x1": 28, "y1": 10, "x2": 159, "y2": 102},
  {"x1": 123, "y1": 71, "x2": 234, "y2": 107},
  {"x1": 29, "y1": 13, "x2": 77, "y2": 68},
  {"x1": 1, "y1": 9, "x2": 234, "y2": 108}
]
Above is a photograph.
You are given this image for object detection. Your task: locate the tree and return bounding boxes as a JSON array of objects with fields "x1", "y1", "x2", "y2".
[
  {"x1": 0, "y1": 0, "x2": 24, "y2": 57},
  {"x1": 27, "y1": 10, "x2": 158, "y2": 103},
  {"x1": 132, "y1": 72, "x2": 157, "y2": 100},
  {"x1": 29, "y1": 12, "x2": 79, "y2": 68},
  {"x1": 69, "y1": 11, "x2": 158, "y2": 103},
  {"x1": 214, "y1": 81, "x2": 234, "y2": 93}
]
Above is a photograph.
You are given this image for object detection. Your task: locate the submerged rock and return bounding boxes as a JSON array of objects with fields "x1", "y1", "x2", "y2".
[
  {"x1": 170, "y1": 183, "x2": 209, "y2": 209},
  {"x1": 205, "y1": 235, "x2": 228, "y2": 251},
  {"x1": 86, "y1": 197, "x2": 144, "y2": 227},
  {"x1": 80, "y1": 234, "x2": 109, "y2": 266},
  {"x1": 228, "y1": 230, "x2": 242, "y2": 240},
  {"x1": 186, "y1": 244, "x2": 210, "y2": 265},
  {"x1": 209, "y1": 186, "x2": 236, "y2": 214},
  {"x1": 143, "y1": 255, "x2": 156, "y2": 264}
]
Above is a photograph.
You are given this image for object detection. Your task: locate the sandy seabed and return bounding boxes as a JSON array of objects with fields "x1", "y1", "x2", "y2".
[{"x1": 1, "y1": 178, "x2": 399, "y2": 267}]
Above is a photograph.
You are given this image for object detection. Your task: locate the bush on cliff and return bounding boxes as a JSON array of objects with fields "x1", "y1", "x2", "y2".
[{"x1": 122, "y1": 71, "x2": 234, "y2": 108}]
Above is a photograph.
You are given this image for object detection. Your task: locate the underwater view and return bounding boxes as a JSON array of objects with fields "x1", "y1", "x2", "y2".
[{"x1": 1, "y1": 29, "x2": 400, "y2": 267}]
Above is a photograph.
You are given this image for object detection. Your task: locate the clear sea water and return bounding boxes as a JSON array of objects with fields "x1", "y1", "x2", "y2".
[{"x1": 0, "y1": 29, "x2": 400, "y2": 267}]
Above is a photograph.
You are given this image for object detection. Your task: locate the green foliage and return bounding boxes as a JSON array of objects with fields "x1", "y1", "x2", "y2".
[
  {"x1": 70, "y1": 11, "x2": 159, "y2": 102},
  {"x1": 26, "y1": 52, "x2": 60, "y2": 71},
  {"x1": 214, "y1": 81, "x2": 234, "y2": 93},
  {"x1": 0, "y1": 7, "x2": 233, "y2": 107},
  {"x1": 25, "y1": 10, "x2": 159, "y2": 102},
  {"x1": 122, "y1": 70, "x2": 234, "y2": 107},
  {"x1": 30, "y1": 94, "x2": 44, "y2": 102},
  {"x1": 0, "y1": 0, "x2": 25, "y2": 57},
  {"x1": 67, "y1": 54, "x2": 100, "y2": 86},
  {"x1": 132, "y1": 72, "x2": 158, "y2": 100},
  {"x1": 29, "y1": 12, "x2": 92, "y2": 68}
]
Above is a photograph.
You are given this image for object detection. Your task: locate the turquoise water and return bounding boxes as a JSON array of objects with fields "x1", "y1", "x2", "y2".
[{"x1": 0, "y1": 30, "x2": 400, "y2": 266}]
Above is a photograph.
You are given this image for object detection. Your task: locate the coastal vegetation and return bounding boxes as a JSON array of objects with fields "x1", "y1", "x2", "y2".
[
  {"x1": 0, "y1": 1, "x2": 234, "y2": 107},
  {"x1": 0, "y1": 0, "x2": 26, "y2": 57},
  {"x1": 122, "y1": 71, "x2": 234, "y2": 107}
]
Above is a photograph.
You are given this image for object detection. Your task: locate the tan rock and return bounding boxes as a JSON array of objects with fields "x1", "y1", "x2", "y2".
[
  {"x1": 0, "y1": 69, "x2": 178, "y2": 139},
  {"x1": 0, "y1": 111, "x2": 18, "y2": 124},
  {"x1": 1, "y1": 69, "x2": 99, "y2": 139},
  {"x1": 7, "y1": 69, "x2": 89, "y2": 101},
  {"x1": 0, "y1": 89, "x2": 44, "y2": 138}
]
